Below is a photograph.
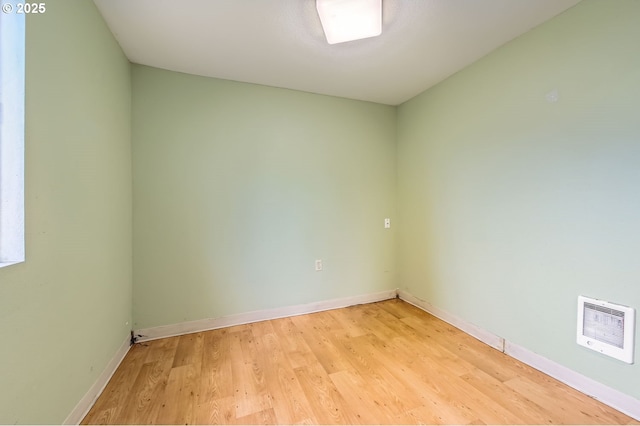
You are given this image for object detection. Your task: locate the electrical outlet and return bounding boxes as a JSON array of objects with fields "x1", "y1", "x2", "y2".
[
  {"x1": 384, "y1": 218, "x2": 391, "y2": 228},
  {"x1": 315, "y1": 259, "x2": 323, "y2": 271}
]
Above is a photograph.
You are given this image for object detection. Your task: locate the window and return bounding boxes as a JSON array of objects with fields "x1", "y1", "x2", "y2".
[{"x1": 0, "y1": 11, "x2": 25, "y2": 267}]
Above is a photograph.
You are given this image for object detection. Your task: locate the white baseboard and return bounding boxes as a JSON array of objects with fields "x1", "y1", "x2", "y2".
[
  {"x1": 64, "y1": 335, "x2": 131, "y2": 425},
  {"x1": 397, "y1": 289, "x2": 505, "y2": 351},
  {"x1": 504, "y1": 341, "x2": 640, "y2": 421},
  {"x1": 134, "y1": 289, "x2": 398, "y2": 343},
  {"x1": 396, "y1": 289, "x2": 640, "y2": 421},
  {"x1": 63, "y1": 290, "x2": 395, "y2": 424},
  {"x1": 69, "y1": 290, "x2": 639, "y2": 422}
]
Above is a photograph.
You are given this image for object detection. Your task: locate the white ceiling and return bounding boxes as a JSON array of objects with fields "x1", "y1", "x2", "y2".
[{"x1": 93, "y1": 0, "x2": 580, "y2": 106}]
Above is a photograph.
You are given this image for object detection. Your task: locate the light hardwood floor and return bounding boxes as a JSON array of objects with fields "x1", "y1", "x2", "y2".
[{"x1": 82, "y1": 299, "x2": 638, "y2": 425}]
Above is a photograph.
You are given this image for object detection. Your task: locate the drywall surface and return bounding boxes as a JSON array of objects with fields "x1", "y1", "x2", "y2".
[
  {"x1": 132, "y1": 65, "x2": 396, "y2": 329},
  {"x1": 0, "y1": 1, "x2": 132, "y2": 423},
  {"x1": 397, "y1": 0, "x2": 639, "y2": 398}
]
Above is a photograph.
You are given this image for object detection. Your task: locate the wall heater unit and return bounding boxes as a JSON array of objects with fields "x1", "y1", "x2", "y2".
[{"x1": 577, "y1": 295, "x2": 635, "y2": 364}]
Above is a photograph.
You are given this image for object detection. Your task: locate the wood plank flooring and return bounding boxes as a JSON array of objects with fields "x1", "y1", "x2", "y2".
[{"x1": 82, "y1": 299, "x2": 639, "y2": 425}]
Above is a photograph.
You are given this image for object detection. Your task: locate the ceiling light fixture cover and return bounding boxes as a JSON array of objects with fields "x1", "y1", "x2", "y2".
[{"x1": 316, "y1": 0, "x2": 382, "y2": 45}]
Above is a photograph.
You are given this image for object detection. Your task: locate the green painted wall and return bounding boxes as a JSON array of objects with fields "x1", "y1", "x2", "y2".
[
  {"x1": 2, "y1": 0, "x2": 639, "y2": 422},
  {"x1": 397, "y1": 0, "x2": 639, "y2": 399},
  {"x1": 132, "y1": 66, "x2": 396, "y2": 329},
  {"x1": 0, "y1": 1, "x2": 132, "y2": 423}
]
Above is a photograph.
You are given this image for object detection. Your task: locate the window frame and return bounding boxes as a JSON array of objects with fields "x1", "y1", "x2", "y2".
[{"x1": 0, "y1": 11, "x2": 26, "y2": 268}]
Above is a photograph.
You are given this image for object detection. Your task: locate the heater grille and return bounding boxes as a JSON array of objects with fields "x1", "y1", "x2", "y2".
[
  {"x1": 582, "y1": 302, "x2": 625, "y2": 348},
  {"x1": 577, "y1": 296, "x2": 635, "y2": 364}
]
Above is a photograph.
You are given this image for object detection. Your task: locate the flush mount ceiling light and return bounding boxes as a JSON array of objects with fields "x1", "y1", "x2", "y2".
[{"x1": 316, "y1": 0, "x2": 382, "y2": 45}]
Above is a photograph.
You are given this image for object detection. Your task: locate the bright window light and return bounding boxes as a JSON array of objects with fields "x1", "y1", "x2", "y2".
[
  {"x1": 316, "y1": 0, "x2": 382, "y2": 45},
  {"x1": 0, "y1": 11, "x2": 26, "y2": 268}
]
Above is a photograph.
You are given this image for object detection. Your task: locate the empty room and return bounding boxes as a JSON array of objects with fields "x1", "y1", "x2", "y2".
[{"x1": 0, "y1": 0, "x2": 638, "y2": 424}]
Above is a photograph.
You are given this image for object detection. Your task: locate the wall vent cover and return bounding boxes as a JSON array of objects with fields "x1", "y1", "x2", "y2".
[{"x1": 577, "y1": 295, "x2": 635, "y2": 364}]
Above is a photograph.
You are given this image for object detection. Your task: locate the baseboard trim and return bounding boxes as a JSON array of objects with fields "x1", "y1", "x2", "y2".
[
  {"x1": 134, "y1": 289, "x2": 398, "y2": 343},
  {"x1": 63, "y1": 335, "x2": 131, "y2": 425},
  {"x1": 397, "y1": 289, "x2": 505, "y2": 351},
  {"x1": 396, "y1": 289, "x2": 640, "y2": 421},
  {"x1": 504, "y1": 340, "x2": 640, "y2": 421}
]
